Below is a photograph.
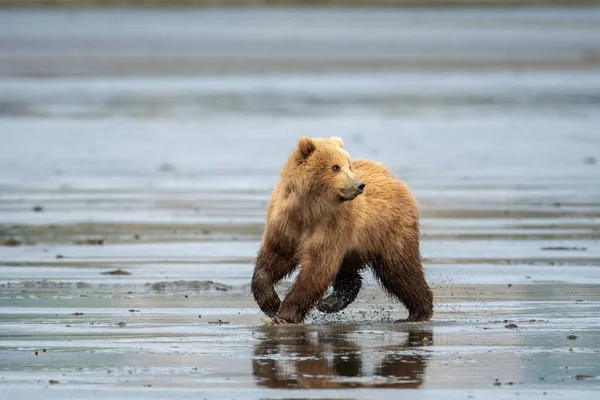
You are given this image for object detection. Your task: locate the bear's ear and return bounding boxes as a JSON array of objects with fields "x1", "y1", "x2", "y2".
[
  {"x1": 296, "y1": 136, "x2": 316, "y2": 160},
  {"x1": 328, "y1": 137, "x2": 344, "y2": 148}
]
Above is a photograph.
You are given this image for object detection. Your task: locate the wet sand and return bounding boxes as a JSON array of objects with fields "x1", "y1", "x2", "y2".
[{"x1": 1, "y1": 6, "x2": 600, "y2": 399}]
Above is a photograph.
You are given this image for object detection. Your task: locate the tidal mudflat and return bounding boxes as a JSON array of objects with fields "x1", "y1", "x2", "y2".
[{"x1": 1, "y1": 6, "x2": 600, "y2": 399}]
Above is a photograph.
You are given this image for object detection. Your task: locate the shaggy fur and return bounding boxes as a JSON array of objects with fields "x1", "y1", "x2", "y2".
[{"x1": 251, "y1": 136, "x2": 433, "y2": 323}]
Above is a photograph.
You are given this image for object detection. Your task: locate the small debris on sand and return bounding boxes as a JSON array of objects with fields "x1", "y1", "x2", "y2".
[
  {"x1": 158, "y1": 163, "x2": 176, "y2": 172},
  {"x1": 48, "y1": 380, "x2": 59, "y2": 385},
  {"x1": 32, "y1": 205, "x2": 44, "y2": 212},
  {"x1": 0, "y1": 239, "x2": 22, "y2": 246},
  {"x1": 73, "y1": 238, "x2": 104, "y2": 245},
  {"x1": 73, "y1": 312, "x2": 84, "y2": 316},
  {"x1": 208, "y1": 319, "x2": 229, "y2": 325},
  {"x1": 117, "y1": 321, "x2": 126, "y2": 328},
  {"x1": 505, "y1": 323, "x2": 519, "y2": 329},
  {"x1": 101, "y1": 269, "x2": 131, "y2": 276},
  {"x1": 0, "y1": 280, "x2": 90, "y2": 290},
  {"x1": 541, "y1": 246, "x2": 587, "y2": 251},
  {"x1": 582, "y1": 156, "x2": 597, "y2": 165},
  {"x1": 575, "y1": 375, "x2": 596, "y2": 380},
  {"x1": 55, "y1": 254, "x2": 64, "y2": 259},
  {"x1": 567, "y1": 335, "x2": 578, "y2": 340},
  {"x1": 149, "y1": 280, "x2": 230, "y2": 292}
]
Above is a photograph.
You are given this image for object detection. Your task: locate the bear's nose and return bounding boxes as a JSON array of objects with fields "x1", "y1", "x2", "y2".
[{"x1": 357, "y1": 182, "x2": 366, "y2": 193}]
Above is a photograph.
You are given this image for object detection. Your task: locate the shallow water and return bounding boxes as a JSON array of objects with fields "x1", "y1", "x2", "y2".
[{"x1": 1, "y1": 6, "x2": 600, "y2": 399}]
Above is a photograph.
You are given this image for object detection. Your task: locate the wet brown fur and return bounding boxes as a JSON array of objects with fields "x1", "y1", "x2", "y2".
[{"x1": 251, "y1": 136, "x2": 433, "y2": 323}]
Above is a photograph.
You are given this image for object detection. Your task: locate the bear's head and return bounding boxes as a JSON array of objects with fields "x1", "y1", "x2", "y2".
[{"x1": 287, "y1": 136, "x2": 365, "y2": 202}]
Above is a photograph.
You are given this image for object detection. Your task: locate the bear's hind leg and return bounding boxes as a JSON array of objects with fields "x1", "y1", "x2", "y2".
[
  {"x1": 317, "y1": 256, "x2": 363, "y2": 314},
  {"x1": 373, "y1": 245, "x2": 433, "y2": 322}
]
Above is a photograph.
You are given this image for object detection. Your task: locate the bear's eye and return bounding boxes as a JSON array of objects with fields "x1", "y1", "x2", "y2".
[{"x1": 332, "y1": 165, "x2": 341, "y2": 172}]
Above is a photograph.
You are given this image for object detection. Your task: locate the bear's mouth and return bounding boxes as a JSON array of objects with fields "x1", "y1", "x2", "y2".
[{"x1": 339, "y1": 188, "x2": 362, "y2": 202}]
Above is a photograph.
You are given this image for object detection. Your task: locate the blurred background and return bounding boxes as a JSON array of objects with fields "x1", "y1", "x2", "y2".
[
  {"x1": 1, "y1": 0, "x2": 600, "y2": 395},
  {"x1": 1, "y1": 1, "x2": 599, "y2": 248}
]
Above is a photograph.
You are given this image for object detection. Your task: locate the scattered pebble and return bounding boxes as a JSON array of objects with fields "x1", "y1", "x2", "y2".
[
  {"x1": 73, "y1": 238, "x2": 104, "y2": 245},
  {"x1": 48, "y1": 380, "x2": 59, "y2": 385},
  {"x1": 575, "y1": 375, "x2": 596, "y2": 380},
  {"x1": 505, "y1": 323, "x2": 519, "y2": 329},
  {"x1": 149, "y1": 280, "x2": 230, "y2": 292},
  {"x1": 32, "y1": 206, "x2": 44, "y2": 212},
  {"x1": 583, "y1": 156, "x2": 597, "y2": 165},
  {"x1": 101, "y1": 269, "x2": 131, "y2": 276},
  {"x1": 158, "y1": 163, "x2": 175, "y2": 172},
  {"x1": 55, "y1": 254, "x2": 64, "y2": 259},
  {"x1": 0, "y1": 239, "x2": 22, "y2": 246},
  {"x1": 567, "y1": 335, "x2": 578, "y2": 340},
  {"x1": 208, "y1": 319, "x2": 230, "y2": 325},
  {"x1": 118, "y1": 322, "x2": 126, "y2": 328},
  {"x1": 541, "y1": 246, "x2": 587, "y2": 251},
  {"x1": 73, "y1": 312, "x2": 84, "y2": 316}
]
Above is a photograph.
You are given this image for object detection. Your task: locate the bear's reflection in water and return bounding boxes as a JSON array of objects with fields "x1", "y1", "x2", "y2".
[{"x1": 252, "y1": 326, "x2": 432, "y2": 389}]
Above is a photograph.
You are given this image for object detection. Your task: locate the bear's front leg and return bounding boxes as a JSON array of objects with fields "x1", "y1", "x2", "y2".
[
  {"x1": 251, "y1": 241, "x2": 298, "y2": 318},
  {"x1": 277, "y1": 245, "x2": 343, "y2": 324}
]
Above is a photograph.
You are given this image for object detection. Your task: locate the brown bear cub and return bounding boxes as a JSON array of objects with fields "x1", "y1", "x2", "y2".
[{"x1": 251, "y1": 136, "x2": 433, "y2": 324}]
